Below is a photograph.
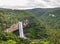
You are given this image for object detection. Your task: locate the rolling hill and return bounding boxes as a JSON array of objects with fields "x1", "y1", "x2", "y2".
[{"x1": 30, "y1": 8, "x2": 60, "y2": 29}]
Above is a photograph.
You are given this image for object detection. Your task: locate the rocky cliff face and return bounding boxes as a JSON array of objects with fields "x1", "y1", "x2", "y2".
[{"x1": 4, "y1": 19, "x2": 29, "y2": 32}]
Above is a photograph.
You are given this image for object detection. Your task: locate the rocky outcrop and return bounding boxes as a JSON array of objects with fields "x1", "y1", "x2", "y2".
[
  {"x1": 4, "y1": 19, "x2": 29, "y2": 33},
  {"x1": 4, "y1": 23, "x2": 18, "y2": 32}
]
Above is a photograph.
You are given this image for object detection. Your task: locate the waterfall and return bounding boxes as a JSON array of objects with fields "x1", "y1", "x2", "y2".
[{"x1": 18, "y1": 22, "x2": 26, "y2": 39}]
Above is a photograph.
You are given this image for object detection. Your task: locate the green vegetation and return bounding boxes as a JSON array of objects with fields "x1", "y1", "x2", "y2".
[
  {"x1": 30, "y1": 8, "x2": 60, "y2": 29},
  {"x1": 29, "y1": 8, "x2": 60, "y2": 44},
  {"x1": 0, "y1": 8, "x2": 60, "y2": 44}
]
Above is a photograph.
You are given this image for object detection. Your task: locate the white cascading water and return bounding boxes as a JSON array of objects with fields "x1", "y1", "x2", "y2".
[{"x1": 18, "y1": 22, "x2": 26, "y2": 39}]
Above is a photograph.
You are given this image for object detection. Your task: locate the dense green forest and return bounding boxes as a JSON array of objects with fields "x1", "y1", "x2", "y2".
[
  {"x1": 0, "y1": 8, "x2": 60, "y2": 44},
  {"x1": 30, "y1": 8, "x2": 60, "y2": 29}
]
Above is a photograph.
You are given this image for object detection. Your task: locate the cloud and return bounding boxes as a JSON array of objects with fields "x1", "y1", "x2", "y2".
[{"x1": 0, "y1": 0, "x2": 60, "y2": 9}]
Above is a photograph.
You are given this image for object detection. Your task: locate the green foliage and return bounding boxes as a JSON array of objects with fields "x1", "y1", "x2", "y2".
[
  {"x1": 0, "y1": 32, "x2": 31, "y2": 44},
  {"x1": 6, "y1": 40, "x2": 16, "y2": 44},
  {"x1": 24, "y1": 17, "x2": 47, "y2": 39},
  {"x1": 31, "y1": 8, "x2": 60, "y2": 29},
  {"x1": 0, "y1": 8, "x2": 60, "y2": 44},
  {"x1": 27, "y1": 28, "x2": 36, "y2": 38},
  {"x1": 30, "y1": 40, "x2": 50, "y2": 44},
  {"x1": 30, "y1": 8, "x2": 60, "y2": 44},
  {"x1": 0, "y1": 9, "x2": 34, "y2": 31}
]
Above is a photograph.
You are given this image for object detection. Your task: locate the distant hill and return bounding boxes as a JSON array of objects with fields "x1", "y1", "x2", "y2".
[
  {"x1": 30, "y1": 8, "x2": 60, "y2": 29},
  {"x1": 29, "y1": 8, "x2": 51, "y2": 16},
  {"x1": 40, "y1": 8, "x2": 60, "y2": 29}
]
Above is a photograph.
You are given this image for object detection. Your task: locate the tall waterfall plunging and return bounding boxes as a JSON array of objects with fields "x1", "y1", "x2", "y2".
[{"x1": 18, "y1": 22, "x2": 26, "y2": 39}]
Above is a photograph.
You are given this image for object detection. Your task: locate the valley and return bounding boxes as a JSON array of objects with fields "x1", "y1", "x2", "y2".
[{"x1": 0, "y1": 8, "x2": 60, "y2": 44}]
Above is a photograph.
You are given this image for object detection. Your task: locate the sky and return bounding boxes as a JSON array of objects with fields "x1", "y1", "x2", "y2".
[{"x1": 0, "y1": 0, "x2": 60, "y2": 10}]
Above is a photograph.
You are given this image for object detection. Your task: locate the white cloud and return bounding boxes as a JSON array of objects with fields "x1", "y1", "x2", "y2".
[{"x1": 0, "y1": 0, "x2": 60, "y2": 10}]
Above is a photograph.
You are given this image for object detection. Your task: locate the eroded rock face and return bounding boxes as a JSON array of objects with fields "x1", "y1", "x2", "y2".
[
  {"x1": 4, "y1": 19, "x2": 29, "y2": 33},
  {"x1": 23, "y1": 19, "x2": 29, "y2": 28},
  {"x1": 4, "y1": 23, "x2": 18, "y2": 32}
]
